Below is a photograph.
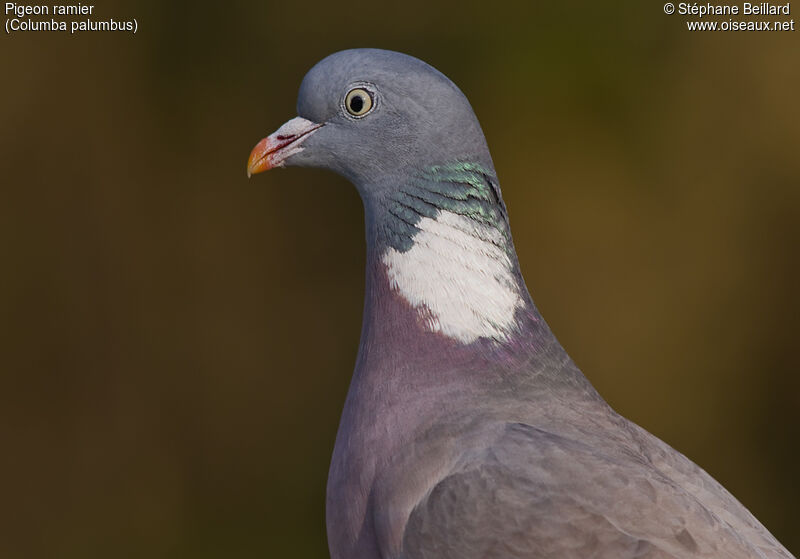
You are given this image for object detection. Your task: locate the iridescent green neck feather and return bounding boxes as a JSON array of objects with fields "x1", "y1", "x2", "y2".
[{"x1": 380, "y1": 161, "x2": 510, "y2": 253}]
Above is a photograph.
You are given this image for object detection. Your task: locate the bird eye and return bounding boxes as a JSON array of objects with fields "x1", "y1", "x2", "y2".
[{"x1": 344, "y1": 88, "x2": 374, "y2": 117}]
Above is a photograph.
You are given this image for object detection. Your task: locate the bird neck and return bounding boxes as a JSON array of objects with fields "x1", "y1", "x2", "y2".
[{"x1": 359, "y1": 161, "x2": 540, "y2": 354}]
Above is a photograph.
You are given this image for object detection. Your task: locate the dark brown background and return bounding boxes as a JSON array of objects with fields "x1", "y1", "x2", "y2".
[{"x1": 1, "y1": 1, "x2": 798, "y2": 557}]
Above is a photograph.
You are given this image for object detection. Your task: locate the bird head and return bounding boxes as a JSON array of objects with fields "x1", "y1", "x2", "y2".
[{"x1": 247, "y1": 49, "x2": 493, "y2": 198}]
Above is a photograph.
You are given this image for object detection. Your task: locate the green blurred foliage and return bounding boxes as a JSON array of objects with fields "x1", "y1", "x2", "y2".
[{"x1": 0, "y1": 0, "x2": 797, "y2": 557}]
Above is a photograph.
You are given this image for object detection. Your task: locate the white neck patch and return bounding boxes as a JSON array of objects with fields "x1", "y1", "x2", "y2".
[{"x1": 381, "y1": 210, "x2": 523, "y2": 343}]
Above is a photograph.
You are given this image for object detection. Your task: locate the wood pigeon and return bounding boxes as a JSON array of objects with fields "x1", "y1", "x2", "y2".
[{"x1": 247, "y1": 49, "x2": 794, "y2": 559}]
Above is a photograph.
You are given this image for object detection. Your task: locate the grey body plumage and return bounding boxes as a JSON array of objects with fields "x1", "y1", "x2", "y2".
[{"x1": 247, "y1": 49, "x2": 794, "y2": 559}]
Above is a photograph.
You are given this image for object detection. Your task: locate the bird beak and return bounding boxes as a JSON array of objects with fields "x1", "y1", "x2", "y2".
[{"x1": 247, "y1": 117, "x2": 324, "y2": 177}]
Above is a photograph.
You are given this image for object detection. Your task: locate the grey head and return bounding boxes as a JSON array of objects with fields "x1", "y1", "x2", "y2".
[{"x1": 247, "y1": 48, "x2": 494, "y2": 197}]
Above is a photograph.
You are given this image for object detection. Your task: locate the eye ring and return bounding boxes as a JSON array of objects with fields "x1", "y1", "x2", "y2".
[{"x1": 344, "y1": 87, "x2": 374, "y2": 117}]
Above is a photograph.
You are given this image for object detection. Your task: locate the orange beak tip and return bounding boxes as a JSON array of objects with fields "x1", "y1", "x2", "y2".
[{"x1": 247, "y1": 137, "x2": 272, "y2": 178}]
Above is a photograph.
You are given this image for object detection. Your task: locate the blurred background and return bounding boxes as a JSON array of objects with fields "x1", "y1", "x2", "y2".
[{"x1": 1, "y1": 0, "x2": 798, "y2": 557}]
